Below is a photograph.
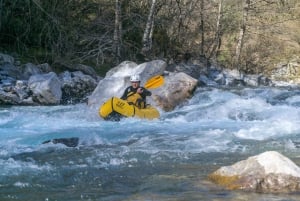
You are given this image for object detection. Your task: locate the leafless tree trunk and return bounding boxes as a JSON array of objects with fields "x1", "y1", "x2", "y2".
[
  {"x1": 142, "y1": 0, "x2": 156, "y2": 56},
  {"x1": 0, "y1": 0, "x2": 2, "y2": 30},
  {"x1": 199, "y1": 0, "x2": 205, "y2": 55},
  {"x1": 113, "y1": 0, "x2": 122, "y2": 63},
  {"x1": 208, "y1": 0, "x2": 223, "y2": 59},
  {"x1": 234, "y1": 0, "x2": 250, "y2": 70}
]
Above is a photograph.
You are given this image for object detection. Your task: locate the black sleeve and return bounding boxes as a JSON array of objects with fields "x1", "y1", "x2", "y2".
[{"x1": 142, "y1": 87, "x2": 152, "y2": 96}]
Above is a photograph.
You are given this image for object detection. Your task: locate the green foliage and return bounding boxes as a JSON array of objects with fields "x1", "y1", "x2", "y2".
[
  {"x1": 0, "y1": 0, "x2": 299, "y2": 76},
  {"x1": 95, "y1": 63, "x2": 114, "y2": 77}
]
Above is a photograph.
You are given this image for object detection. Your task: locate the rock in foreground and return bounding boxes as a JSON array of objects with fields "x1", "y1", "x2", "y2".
[{"x1": 209, "y1": 151, "x2": 300, "y2": 193}]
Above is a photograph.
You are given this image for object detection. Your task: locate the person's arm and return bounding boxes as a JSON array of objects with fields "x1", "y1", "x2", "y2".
[{"x1": 141, "y1": 87, "x2": 151, "y2": 96}]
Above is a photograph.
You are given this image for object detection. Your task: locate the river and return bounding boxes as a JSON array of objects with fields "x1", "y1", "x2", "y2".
[{"x1": 1, "y1": 86, "x2": 300, "y2": 200}]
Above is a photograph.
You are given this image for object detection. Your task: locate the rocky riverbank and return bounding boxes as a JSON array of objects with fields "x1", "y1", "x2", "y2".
[
  {"x1": 0, "y1": 53, "x2": 100, "y2": 105},
  {"x1": 0, "y1": 52, "x2": 297, "y2": 108}
]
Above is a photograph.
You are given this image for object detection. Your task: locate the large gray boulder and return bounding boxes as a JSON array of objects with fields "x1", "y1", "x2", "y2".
[
  {"x1": 60, "y1": 71, "x2": 98, "y2": 104},
  {"x1": 0, "y1": 80, "x2": 33, "y2": 105},
  {"x1": 209, "y1": 151, "x2": 300, "y2": 193},
  {"x1": 22, "y1": 63, "x2": 53, "y2": 80},
  {"x1": 73, "y1": 64, "x2": 98, "y2": 78},
  {"x1": 0, "y1": 53, "x2": 14, "y2": 65},
  {"x1": 0, "y1": 88, "x2": 21, "y2": 104},
  {"x1": 28, "y1": 72, "x2": 62, "y2": 105},
  {"x1": 271, "y1": 59, "x2": 300, "y2": 84},
  {"x1": 166, "y1": 62, "x2": 202, "y2": 79},
  {"x1": 150, "y1": 72, "x2": 198, "y2": 111},
  {"x1": 22, "y1": 63, "x2": 42, "y2": 80},
  {"x1": 0, "y1": 62, "x2": 23, "y2": 82}
]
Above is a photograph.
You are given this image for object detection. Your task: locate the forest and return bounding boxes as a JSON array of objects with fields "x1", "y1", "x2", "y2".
[{"x1": 1, "y1": 0, "x2": 299, "y2": 76}]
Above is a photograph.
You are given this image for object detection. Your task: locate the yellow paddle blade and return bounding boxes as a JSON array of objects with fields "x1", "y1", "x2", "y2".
[{"x1": 144, "y1": 75, "x2": 164, "y2": 89}]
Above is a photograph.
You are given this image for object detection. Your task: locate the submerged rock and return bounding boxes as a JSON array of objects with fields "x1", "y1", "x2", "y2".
[
  {"x1": 59, "y1": 71, "x2": 98, "y2": 104},
  {"x1": 208, "y1": 151, "x2": 300, "y2": 193},
  {"x1": 42, "y1": 137, "x2": 79, "y2": 147}
]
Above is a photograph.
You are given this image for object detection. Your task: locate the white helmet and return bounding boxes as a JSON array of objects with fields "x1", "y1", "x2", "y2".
[{"x1": 130, "y1": 74, "x2": 141, "y2": 82}]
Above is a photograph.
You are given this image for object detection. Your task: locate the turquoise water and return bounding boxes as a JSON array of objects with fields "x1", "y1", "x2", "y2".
[{"x1": 1, "y1": 87, "x2": 300, "y2": 200}]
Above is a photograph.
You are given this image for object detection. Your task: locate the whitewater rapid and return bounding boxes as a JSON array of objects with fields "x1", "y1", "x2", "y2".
[
  {"x1": 0, "y1": 86, "x2": 300, "y2": 200},
  {"x1": 1, "y1": 87, "x2": 300, "y2": 155}
]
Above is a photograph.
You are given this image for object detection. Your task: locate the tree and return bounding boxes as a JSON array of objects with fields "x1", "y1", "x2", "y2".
[
  {"x1": 141, "y1": 0, "x2": 157, "y2": 57},
  {"x1": 208, "y1": 0, "x2": 224, "y2": 60},
  {"x1": 0, "y1": 0, "x2": 299, "y2": 76},
  {"x1": 113, "y1": 0, "x2": 122, "y2": 63},
  {"x1": 234, "y1": 0, "x2": 250, "y2": 71},
  {"x1": 199, "y1": 0, "x2": 205, "y2": 55}
]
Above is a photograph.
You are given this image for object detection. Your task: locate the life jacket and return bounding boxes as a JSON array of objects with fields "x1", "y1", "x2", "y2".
[{"x1": 126, "y1": 92, "x2": 145, "y2": 109}]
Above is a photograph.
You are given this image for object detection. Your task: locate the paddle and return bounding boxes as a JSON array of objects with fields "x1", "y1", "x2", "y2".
[{"x1": 144, "y1": 75, "x2": 164, "y2": 89}]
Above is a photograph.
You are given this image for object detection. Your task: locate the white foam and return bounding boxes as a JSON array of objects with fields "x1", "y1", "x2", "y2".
[
  {"x1": 14, "y1": 182, "x2": 30, "y2": 188},
  {"x1": 234, "y1": 119, "x2": 300, "y2": 140},
  {"x1": 0, "y1": 158, "x2": 52, "y2": 176},
  {"x1": 1, "y1": 87, "x2": 300, "y2": 157}
]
